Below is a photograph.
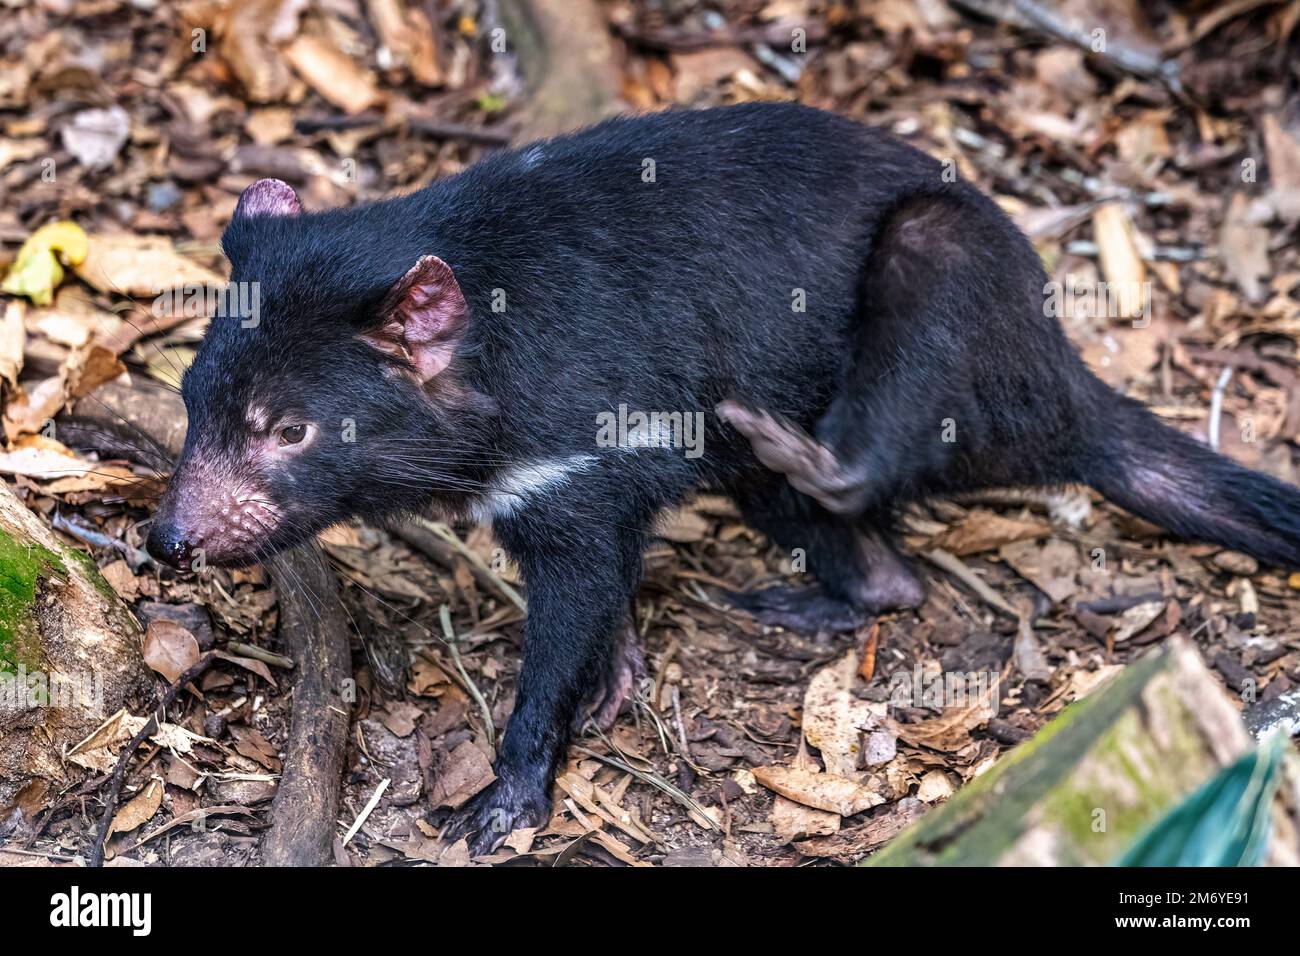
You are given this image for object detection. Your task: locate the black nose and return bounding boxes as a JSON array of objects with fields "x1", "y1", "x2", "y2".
[{"x1": 146, "y1": 522, "x2": 196, "y2": 570}]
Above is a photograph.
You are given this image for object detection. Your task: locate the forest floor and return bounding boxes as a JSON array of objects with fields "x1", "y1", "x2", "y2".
[{"x1": 1, "y1": 0, "x2": 1299, "y2": 866}]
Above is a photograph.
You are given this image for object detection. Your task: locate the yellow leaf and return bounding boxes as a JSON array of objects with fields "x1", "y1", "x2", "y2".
[{"x1": 1, "y1": 222, "x2": 90, "y2": 307}]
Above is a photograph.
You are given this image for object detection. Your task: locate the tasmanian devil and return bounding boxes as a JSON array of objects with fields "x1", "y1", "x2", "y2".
[{"x1": 147, "y1": 102, "x2": 1300, "y2": 854}]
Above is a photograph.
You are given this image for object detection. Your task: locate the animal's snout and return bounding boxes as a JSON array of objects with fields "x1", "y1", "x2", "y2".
[
  {"x1": 147, "y1": 460, "x2": 283, "y2": 570},
  {"x1": 146, "y1": 521, "x2": 197, "y2": 570}
]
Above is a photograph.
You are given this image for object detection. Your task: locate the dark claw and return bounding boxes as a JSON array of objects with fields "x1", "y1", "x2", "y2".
[{"x1": 440, "y1": 776, "x2": 553, "y2": 857}]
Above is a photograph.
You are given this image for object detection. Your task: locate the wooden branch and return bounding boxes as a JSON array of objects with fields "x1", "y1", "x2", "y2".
[
  {"x1": 950, "y1": 0, "x2": 1178, "y2": 85},
  {"x1": 260, "y1": 548, "x2": 353, "y2": 866}
]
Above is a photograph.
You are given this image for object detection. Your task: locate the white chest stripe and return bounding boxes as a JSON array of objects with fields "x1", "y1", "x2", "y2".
[{"x1": 470, "y1": 454, "x2": 598, "y2": 523}]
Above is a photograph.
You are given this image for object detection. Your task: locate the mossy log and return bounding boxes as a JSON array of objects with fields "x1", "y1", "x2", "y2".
[
  {"x1": 869, "y1": 638, "x2": 1300, "y2": 866},
  {"x1": 0, "y1": 482, "x2": 150, "y2": 812}
]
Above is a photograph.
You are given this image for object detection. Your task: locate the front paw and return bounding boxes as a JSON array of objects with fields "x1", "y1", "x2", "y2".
[{"x1": 440, "y1": 776, "x2": 553, "y2": 857}]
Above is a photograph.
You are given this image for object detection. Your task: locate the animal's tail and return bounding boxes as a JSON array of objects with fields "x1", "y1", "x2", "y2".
[{"x1": 1082, "y1": 384, "x2": 1300, "y2": 568}]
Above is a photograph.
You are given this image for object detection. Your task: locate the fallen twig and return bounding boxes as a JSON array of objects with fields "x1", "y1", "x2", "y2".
[
  {"x1": 89, "y1": 653, "x2": 217, "y2": 867},
  {"x1": 1208, "y1": 366, "x2": 1234, "y2": 451},
  {"x1": 611, "y1": 19, "x2": 828, "y2": 52},
  {"x1": 439, "y1": 603, "x2": 496, "y2": 751},
  {"x1": 407, "y1": 517, "x2": 527, "y2": 612},
  {"x1": 341, "y1": 778, "x2": 390, "y2": 847},
  {"x1": 574, "y1": 742, "x2": 718, "y2": 831},
  {"x1": 922, "y1": 548, "x2": 1019, "y2": 618},
  {"x1": 951, "y1": 0, "x2": 1178, "y2": 86},
  {"x1": 293, "y1": 112, "x2": 513, "y2": 147},
  {"x1": 225, "y1": 641, "x2": 295, "y2": 670}
]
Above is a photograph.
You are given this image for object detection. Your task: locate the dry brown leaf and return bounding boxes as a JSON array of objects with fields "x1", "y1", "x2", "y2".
[
  {"x1": 100, "y1": 559, "x2": 141, "y2": 603},
  {"x1": 858, "y1": 622, "x2": 879, "y2": 681},
  {"x1": 0, "y1": 434, "x2": 94, "y2": 480},
  {"x1": 69, "y1": 344, "x2": 126, "y2": 399},
  {"x1": 504, "y1": 827, "x2": 538, "y2": 854},
  {"x1": 31, "y1": 297, "x2": 131, "y2": 354},
  {"x1": 212, "y1": 649, "x2": 278, "y2": 688},
  {"x1": 670, "y1": 48, "x2": 761, "y2": 102},
  {"x1": 930, "y1": 509, "x2": 1050, "y2": 556},
  {"x1": 366, "y1": 0, "x2": 443, "y2": 86},
  {"x1": 895, "y1": 694, "x2": 996, "y2": 752},
  {"x1": 752, "y1": 765, "x2": 884, "y2": 816},
  {"x1": 379, "y1": 701, "x2": 423, "y2": 737},
  {"x1": 67, "y1": 708, "x2": 147, "y2": 773},
  {"x1": 142, "y1": 620, "x2": 200, "y2": 683},
  {"x1": 916, "y1": 769, "x2": 955, "y2": 803},
  {"x1": 42, "y1": 464, "x2": 144, "y2": 496},
  {"x1": 75, "y1": 234, "x2": 224, "y2": 298},
  {"x1": 999, "y1": 538, "x2": 1080, "y2": 604},
  {"x1": 409, "y1": 656, "x2": 452, "y2": 695},
  {"x1": 1115, "y1": 110, "x2": 1170, "y2": 171},
  {"x1": 216, "y1": 0, "x2": 298, "y2": 103},
  {"x1": 654, "y1": 505, "x2": 710, "y2": 543},
  {"x1": 1111, "y1": 599, "x2": 1165, "y2": 643},
  {"x1": 244, "y1": 107, "x2": 296, "y2": 146},
  {"x1": 794, "y1": 798, "x2": 927, "y2": 859},
  {"x1": 1263, "y1": 113, "x2": 1300, "y2": 224},
  {"x1": 230, "y1": 725, "x2": 282, "y2": 771},
  {"x1": 429, "y1": 740, "x2": 496, "y2": 809},
  {"x1": 107, "y1": 777, "x2": 163, "y2": 841},
  {"x1": 0, "y1": 137, "x2": 45, "y2": 172},
  {"x1": 3, "y1": 375, "x2": 66, "y2": 441},
  {"x1": 283, "y1": 34, "x2": 386, "y2": 115},
  {"x1": 1220, "y1": 192, "x2": 1271, "y2": 302},
  {"x1": 1015, "y1": 202, "x2": 1098, "y2": 241},
  {"x1": 768, "y1": 741, "x2": 840, "y2": 838},
  {"x1": 802, "y1": 651, "x2": 885, "y2": 776},
  {"x1": 556, "y1": 773, "x2": 654, "y2": 846}
]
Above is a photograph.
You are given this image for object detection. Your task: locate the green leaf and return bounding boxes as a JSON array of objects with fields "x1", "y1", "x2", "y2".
[
  {"x1": 1115, "y1": 732, "x2": 1287, "y2": 867},
  {"x1": 475, "y1": 92, "x2": 508, "y2": 114}
]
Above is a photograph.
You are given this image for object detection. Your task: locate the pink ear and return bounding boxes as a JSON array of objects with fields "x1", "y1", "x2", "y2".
[
  {"x1": 235, "y1": 179, "x2": 303, "y2": 219},
  {"x1": 362, "y1": 256, "x2": 468, "y2": 382}
]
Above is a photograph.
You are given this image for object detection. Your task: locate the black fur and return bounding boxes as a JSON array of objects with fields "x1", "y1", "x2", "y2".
[{"x1": 151, "y1": 103, "x2": 1300, "y2": 853}]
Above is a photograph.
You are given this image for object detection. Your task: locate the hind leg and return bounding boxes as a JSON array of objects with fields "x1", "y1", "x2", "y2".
[
  {"x1": 723, "y1": 479, "x2": 923, "y2": 633},
  {"x1": 720, "y1": 192, "x2": 1057, "y2": 516}
]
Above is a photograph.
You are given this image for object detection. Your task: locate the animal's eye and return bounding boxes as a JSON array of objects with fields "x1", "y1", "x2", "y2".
[{"x1": 279, "y1": 424, "x2": 307, "y2": 446}]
